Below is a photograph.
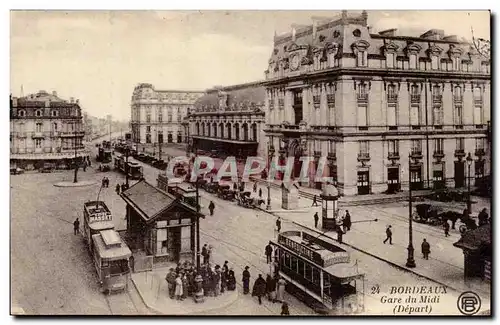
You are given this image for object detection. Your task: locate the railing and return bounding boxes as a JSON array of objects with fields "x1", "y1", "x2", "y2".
[
  {"x1": 357, "y1": 93, "x2": 368, "y2": 102},
  {"x1": 31, "y1": 131, "x2": 46, "y2": 138},
  {"x1": 357, "y1": 153, "x2": 370, "y2": 161},
  {"x1": 388, "y1": 152, "x2": 400, "y2": 159},
  {"x1": 387, "y1": 94, "x2": 398, "y2": 102},
  {"x1": 475, "y1": 148, "x2": 485, "y2": 156},
  {"x1": 410, "y1": 151, "x2": 423, "y2": 159},
  {"x1": 453, "y1": 96, "x2": 463, "y2": 103},
  {"x1": 61, "y1": 145, "x2": 85, "y2": 151},
  {"x1": 432, "y1": 95, "x2": 442, "y2": 102},
  {"x1": 60, "y1": 131, "x2": 85, "y2": 137},
  {"x1": 433, "y1": 150, "x2": 445, "y2": 158},
  {"x1": 454, "y1": 149, "x2": 465, "y2": 157},
  {"x1": 410, "y1": 95, "x2": 421, "y2": 103}
]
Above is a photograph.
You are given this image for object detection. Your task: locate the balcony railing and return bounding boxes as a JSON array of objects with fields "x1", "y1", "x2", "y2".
[
  {"x1": 454, "y1": 149, "x2": 465, "y2": 157},
  {"x1": 410, "y1": 95, "x2": 421, "y2": 103},
  {"x1": 327, "y1": 152, "x2": 336, "y2": 160},
  {"x1": 433, "y1": 150, "x2": 445, "y2": 158},
  {"x1": 357, "y1": 152, "x2": 370, "y2": 161},
  {"x1": 453, "y1": 96, "x2": 463, "y2": 103},
  {"x1": 475, "y1": 148, "x2": 485, "y2": 156},
  {"x1": 388, "y1": 152, "x2": 400, "y2": 160},
  {"x1": 278, "y1": 99, "x2": 284, "y2": 109},
  {"x1": 357, "y1": 93, "x2": 368, "y2": 102},
  {"x1": 432, "y1": 95, "x2": 442, "y2": 102},
  {"x1": 410, "y1": 151, "x2": 423, "y2": 159},
  {"x1": 32, "y1": 132, "x2": 46, "y2": 138},
  {"x1": 60, "y1": 131, "x2": 85, "y2": 137},
  {"x1": 313, "y1": 96, "x2": 321, "y2": 108},
  {"x1": 61, "y1": 145, "x2": 85, "y2": 151},
  {"x1": 387, "y1": 94, "x2": 398, "y2": 102}
]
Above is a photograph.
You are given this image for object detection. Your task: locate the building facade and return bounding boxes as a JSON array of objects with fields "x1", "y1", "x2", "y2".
[
  {"x1": 130, "y1": 83, "x2": 204, "y2": 152},
  {"x1": 263, "y1": 11, "x2": 491, "y2": 196},
  {"x1": 10, "y1": 90, "x2": 88, "y2": 169},
  {"x1": 187, "y1": 82, "x2": 267, "y2": 158}
]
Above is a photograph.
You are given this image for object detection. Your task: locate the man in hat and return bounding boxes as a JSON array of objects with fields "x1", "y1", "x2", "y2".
[
  {"x1": 314, "y1": 212, "x2": 319, "y2": 228},
  {"x1": 73, "y1": 218, "x2": 80, "y2": 235},
  {"x1": 242, "y1": 266, "x2": 251, "y2": 294},
  {"x1": 252, "y1": 274, "x2": 267, "y2": 305},
  {"x1": 383, "y1": 225, "x2": 393, "y2": 245},
  {"x1": 202, "y1": 244, "x2": 208, "y2": 264},
  {"x1": 265, "y1": 242, "x2": 273, "y2": 264},
  {"x1": 165, "y1": 268, "x2": 177, "y2": 299},
  {"x1": 421, "y1": 239, "x2": 431, "y2": 260}
]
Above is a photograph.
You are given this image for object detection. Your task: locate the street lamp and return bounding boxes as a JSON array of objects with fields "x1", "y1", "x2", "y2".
[
  {"x1": 125, "y1": 147, "x2": 130, "y2": 188},
  {"x1": 466, "y1": 152, "x2": 473, "y2": 213},
  {"x1": 406, "y1": 153, "x2": 416, "y2": 268},
  {"x1": 73, "y1": 136, "x2": 79, "y2": 183},
  {"x1": 192, "y1": 146, "x2": 201, "y2": 272},
  {"x1": 266, "y1": 145, "x2": 275, "y2": 210}
]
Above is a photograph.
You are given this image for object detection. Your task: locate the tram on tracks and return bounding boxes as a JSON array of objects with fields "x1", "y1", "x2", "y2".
[
  {"x1": 270, "y1": 230, "x2": 365, "y2": 314},
  {"x1": 114, "y1": 154, "x2": 143, "y2": 180},
  {"x1": 92, "y1": 229, "x2": 132, "y2": 293},
  {"x1": 83, "y1": 201, "x2": 115, "y2": 252}
]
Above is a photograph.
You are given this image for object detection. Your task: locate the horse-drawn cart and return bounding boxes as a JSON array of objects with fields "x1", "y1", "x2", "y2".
[{"x1": 237, "y1": 191, "x2": 264, "y2": 209}]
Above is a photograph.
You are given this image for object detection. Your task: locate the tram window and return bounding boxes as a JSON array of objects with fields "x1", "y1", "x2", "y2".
[
  {"x1": 291, "y1": 256, "x2": 298, "y2": 272},
  {"x1": 323, "y1": 273, "x2": 331, "y2": 287},
  {"x1": 298, "y1": 260, "x2": 305, "y2": 277},
  {"x1": 305, "y1": 264, "x2": 312, "y2": 281},
  {"x1": 312, "y1": 267, "x2": 320, "y2": 286},
  {"x1": 284, "y1": 253, "x2": 291, "y2": 268},
  {"x1": 101, "y1": 260, "x2": 109, "y2": 267},
  {"x1": 110, "y1": 260, "x2": 129, "y2": 275}
]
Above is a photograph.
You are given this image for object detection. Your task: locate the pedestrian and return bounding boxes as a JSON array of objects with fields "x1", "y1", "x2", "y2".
[
  {"x1": 214, "y1": 266, "x2": 221, "y2": 297},
  {"x1": 271, "y1": 257, "x2": 279, "y2": 279},
  {"x1": 265, "y1": 242, "x2": 273, "y2": 264},
  {"x1": 227, "y1": 269, "x2": 236, "y2": 291},
  {"x1": 383, "y1": 225, "x2": 393, "y2": 245},
  {"x1": 202, "y1": 244, "x2": 208, "y2": 264},
  {"x1": 276, "y1": 217, "x2": 282, "y2": 233},
  {"x1": 83, "y1": 162, "x2": 87, "y2": 172},
  {"x1": 337, "y1": 225, "x2": 344, "y2": 244},
  {"x1": 181, "y1": 273, "x2": 188, "y2": 299},
  {"x1": 258, "y1": 188, "x2": 262, "y2": 198},
  {"x1": 101, "y1": 178, "x2": 106, "y2": 188},
  {"x1": 73, "y1": 218, "x2": 80, "y2": 235},
  {"x1": 266, "y1": 274, "x2": 277, "y2": 303},
  {"x1": 165, "y1": 268, "x2": 176, "y2": 299},
  {"x1": 276, "y1": 277, "x2": 286, "y2": 302},
  {"x1": 314, "y1": 212, "x2": 319, "y2": 228},
  {"x1": 221, "y1": 263, "x2": 228, "y2": 294},
  {"x1": 242, "y1": 266, "x2": 251, "y2": 294},
  {"x1": 208, "y1": 201, "x2": 215, "y2": 216},
  {"x1": 344, "y1": 210, "x2": 352, "y2": 232},
  {"x1": 116, "y1": 184, "x2": 120, "y2": 195},
  {"x1": 478, "y1": 208, "x2": 489, "y2": 226},
  {"x1": 252, "y1": 274, "x2": 267, "y2": 305},
  {"x1": 253, "y1": 182, "x2": 257, "y2": 193},
  {"x1": 281, "y1": 302, "x2": 290, "y2": 315},
  {"x1": 312, "y1": 195, "x2": 319, "y2": 207},
  {"x1": 443, "y1": 220, "x2": 450, "y2": 237},
  {"x1": 175, "y1": 274, "x2": 184, "y2": 300},
  {"x1": 421, "y1": 239, "x2": 430, "y2": 260},
  {"x1": 121, "y1": 183, "x2": 126, "y2": 193},
  {"x1": 207, "y1": 245, "x2": 213, "y2": 264}
]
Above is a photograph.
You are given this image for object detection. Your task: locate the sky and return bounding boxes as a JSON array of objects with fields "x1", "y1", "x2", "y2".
[{"x1": 10, "y1": 10, "x2": 490, "y2": 121}]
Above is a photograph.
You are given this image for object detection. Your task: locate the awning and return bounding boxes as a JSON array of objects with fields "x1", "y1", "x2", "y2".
[
  {"x1": 10, "y1": 151, "x2": 89, "y2": 160},
  {"x1": 192, "y1": 135, "x2": 258, "y2": 145}
]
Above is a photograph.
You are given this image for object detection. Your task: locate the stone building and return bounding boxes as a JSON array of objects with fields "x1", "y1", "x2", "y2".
[
  {"x1": 10, "y1": 90, "x2": 88, "y2": 170},
  {"x1": 130, "y1": 83, "x2": 204, "y2": 152},
  {"x1": 263, "y1": 11, "x2": 490, "y2": 196},
  {"x1": 187, "y1": 82, "x2": 266, "y2": 158}
]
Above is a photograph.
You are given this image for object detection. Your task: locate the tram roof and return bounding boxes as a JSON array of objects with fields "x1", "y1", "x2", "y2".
[
  {"x1": 92, "y1": 233, "x2": 131, "y2": 261},
  {"x1": 89, "y1": 221, "x2": 115, "y2": 231}
]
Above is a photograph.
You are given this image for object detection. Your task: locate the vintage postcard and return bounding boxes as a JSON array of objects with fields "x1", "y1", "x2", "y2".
[{"x1": 10, "y1": 10, "x2": 491, "y2": 316}]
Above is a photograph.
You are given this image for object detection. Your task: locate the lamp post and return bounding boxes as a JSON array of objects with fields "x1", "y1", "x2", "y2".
[
  {"x1": 406, "y1": 153, "x2": 416, "y2": 268},
  {"x1": 266, "y1": 146, "x2": 275, "y2": 210},
  {"x1": 73, "y1": 136, "x2": 79, "y2": 183},
  {"x1": 466, "y1": 153, "x2": 473, "y2": 213},
  {"x1": 193, "y1": 146, "x2": 201, "y2": 272},
  {"x1": 125, "y1": 147, "x2": 130, "y2": 188}
]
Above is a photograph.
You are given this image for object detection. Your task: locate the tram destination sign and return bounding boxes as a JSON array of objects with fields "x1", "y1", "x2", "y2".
[{"x1": 89, "y1": 212, "x2": 112, "y2": 223}]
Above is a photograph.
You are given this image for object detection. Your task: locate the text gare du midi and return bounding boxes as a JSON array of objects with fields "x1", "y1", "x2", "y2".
[{"x1": 380, "y1": 285, "x2": 447, "y2": 314}]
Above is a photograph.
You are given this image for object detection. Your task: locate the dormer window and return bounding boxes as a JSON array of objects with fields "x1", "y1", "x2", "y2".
[
  {"x1": 431, "y1": 56, "x2": 439, "y2": 70},
  {"x1": 409, "y1": 54, "x2": 417, "y2": 69},
  {"x1": 453, "y1": 57, "x2": 461, "y2": 71},
  {"x1": 35, "y1": 109, "x2": 42, "y2": 117},
  {"x1": 18, "y1": 110, "x2": 26, "y2": 117},
  {"x1": 352, "y1": 40, "x2": 370, "y2": 68},
  {"x1": 386, "y1": 52, "x2": 395, "y2": 68},
  {"x1": 357, "y1": 51, "x2": 367, "y2": 67},
  {"x1": 51, "y1": 110, "x2": 58, "y2": 117}
]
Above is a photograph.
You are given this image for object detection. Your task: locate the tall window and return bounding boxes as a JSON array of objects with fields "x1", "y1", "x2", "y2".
[
  {"x1": 359, "y1": 141, "x2": 369, "y2": 156},
  {"x1": 36, "y1": 123, "x2": 43, "y2": 132},
  {"x1": 157, "y1": 108, "x2": 163, "y2": 122},
  {"x1": 387, "y1": 104, "x2": 397, "y2": 127},
  {"x1": 453, "y1": 86, "x2": 463, "y2": 127},
  {"x1": 386, "y1": 53, "x2": 395, "y2": 68},
  {"x1": 326, "y1": 83, "x2": 335, "y2": 109},
  {"x1": 456, "y1": 138, "x2": 464, "y2": 151},
  {"x1": 357, "y1": 105, "x2": 368, "y2": 128},
  {"x1": 177, "y1": 108, "x2": 182, "y2": 122},
  {"x1": 473, "y1": 87, "x2": 483, "y2": 125},
  {"x1": 328, "y1": 140, "x2": 336, "y2": 154},
  {"x1": 411, "y1": 140, "x2": 422, "y2": 155},
  {"x1": 357, "y1": 51, "x2": 367, "y2": 67},
  {"x1": 35, "y1": 110, "x2": 42, "y2": 117},
  {"x1": 431, "y1": 56, "x2": 439, "y2": 70},
  {"x1": 453, "y1": 57, "x2": 461, "y2": 71},
  {"x1": 434, "y1": 139, "x2": 444, "y2": 154},
  {"x1": 409, "y1": 54, "x2": 417, "y2": 69},
  {"x1": 35, "y1": 139, "x2": 42, "y2": 148},
  {"x1": 476, "y1": 138, "x2": 485, "y2": 150},
  {"x1": 388, "y1": 140, "x2": 399, "y2": 155}
]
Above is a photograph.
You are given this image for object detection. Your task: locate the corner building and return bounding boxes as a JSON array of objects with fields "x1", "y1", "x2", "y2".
[
  {"x1": 263, "y1": 11, "x2": 490, "y2": 196},
  {"x1": 188, "y1": 82, "x2": 266, "y2": 158},
  {"x1": 130, "y1": 83, "x2": 204, "y2": 151}
]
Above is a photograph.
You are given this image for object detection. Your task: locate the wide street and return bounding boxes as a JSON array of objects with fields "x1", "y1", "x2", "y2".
[{"x1": 11, "y1": 141, "x2": 490, "y2": 315}]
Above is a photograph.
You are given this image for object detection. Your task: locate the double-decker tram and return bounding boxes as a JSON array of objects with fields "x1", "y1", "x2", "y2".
[
  {"x1": 92, "y1": 229, "x2": 132, "y2": 293},
  {"x1": 114, "y1": 154, "x2": 143, "y2": 180},
  {"x1": 270, "y1": 230, "x2": 365, "y2": 314},
  {"x1": 83, "y1": 201, "x2": 114, "y2": 252}
]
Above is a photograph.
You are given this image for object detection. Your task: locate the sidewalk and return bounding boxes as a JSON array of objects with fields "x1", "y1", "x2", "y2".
[
  {"x1": 255, "y1": 182, "x2": 491, "y2": 305},
  {"x1": 131, "y1": 267, "x2": 239, "y2": 315}
]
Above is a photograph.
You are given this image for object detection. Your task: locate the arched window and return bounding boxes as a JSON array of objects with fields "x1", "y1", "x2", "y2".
[
  {"x1": 234, "y1": 123, "x2": 240, "y2": 140},
  {"x1": 251, "y1": 123, "x2": 258, "y2": 141},
  {"x1": 226, "y1": 123, "x2": 232, "y2": 139},
  {"x1": 35, "y1": 109, "x2": 42, "y2": 117},
  {"x1": 219, "y1": 123, "x2": 224, "y2": 138},
  {"x1": 51, "y1": 110, "x2": 58, "y2": 117},
  {"x1": 212, "y1": 122, "x2": 217, "y2": 137},
  {"x1": 196, "y1": 122, "x2": 200, "y2": 135},
  {"x1": 18, "y1": 110, "x2": 26, "y2": 117},
  {"x1": 242, "y1": 123, "x2": 249, "y2": 141}
]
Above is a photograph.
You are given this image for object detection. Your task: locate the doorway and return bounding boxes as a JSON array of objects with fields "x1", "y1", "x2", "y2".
[
  {"x1": 387, "y1": 167, "x2": 400, "y2": 193},
  {"x1": 454, "y1": 161, "x2": 465, "y2": 188},
  {"x1": 410, "y1": 166, "x2": 423, "y2": 190},
  {"x1": 167, "y1": 227, "x2": 181, "y2": 262},
  {"x1": 357, "y1": 171, "x2": 370, "y2": 195},
  {"x1": 167, "y1": 133, "x2": 173, "y2": 143}
]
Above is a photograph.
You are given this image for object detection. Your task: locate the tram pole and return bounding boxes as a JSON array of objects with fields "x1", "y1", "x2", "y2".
[
  {"x1": 73, "y1": 136, "x2": 78, "y2": 183},
  {"x1": 406, "y1": 153, "x2": 416, "y2": 268},
  {"x1": 125, "y1": 148, "x2": 130, "y2": 188},
  {"x1": 194, "y1": 146, "x2": 201, "y2": 272}
]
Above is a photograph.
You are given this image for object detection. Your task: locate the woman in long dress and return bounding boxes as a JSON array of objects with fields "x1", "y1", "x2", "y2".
[
  {"x1": 175, "y1": 275, "x2": 184, "y2": 300},
  {"x1": 276, "y1": 277, "x2": 286, "y2": 303}
]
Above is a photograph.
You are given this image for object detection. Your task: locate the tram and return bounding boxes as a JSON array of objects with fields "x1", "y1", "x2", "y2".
[
  {"x1": 83, "y1": 201, "x2": 114, "y2": 253},
  {"x1": 92, "y1": 229, "x2": 132, "y2": 293},
  {"x1": 157, "y1": 173, "x2": 198, "y2": 208},
  {"x1": 270, "y1": 230, "x2": 365, "y2": 314},
  {"x1": 114, "y1": 154, "x2": 143, "y2": 180}
]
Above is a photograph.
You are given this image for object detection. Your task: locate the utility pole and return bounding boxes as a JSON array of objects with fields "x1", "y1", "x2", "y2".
[
  {"x1": 406, "y1": 153, "x2": 416, "y2": 268},
  {"x1": 73, "y1": 136, "x2": 78, "y2": 183},
  {"x1": 194, "y1": 147, "x2": 201, "y2": 272}
]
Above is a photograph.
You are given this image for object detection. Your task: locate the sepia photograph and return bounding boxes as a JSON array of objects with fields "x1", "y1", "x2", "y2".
[{"x1": 9, "y1": 8, "x2": 492, "y2": 317}]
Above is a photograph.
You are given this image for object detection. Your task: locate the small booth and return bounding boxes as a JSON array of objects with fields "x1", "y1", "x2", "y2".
[
  {"x1": 120, "y1": 180, "x2": 204, "y2": 267},
  {"x1": 453, "y1": 224, "x2": 492, "y2": 282},
  {"x1": 321, "y1": 184, "x2": 340, "y2": 231},
  {"x1": 281, "y1": 182, "x2": 299, "y2": 210}
]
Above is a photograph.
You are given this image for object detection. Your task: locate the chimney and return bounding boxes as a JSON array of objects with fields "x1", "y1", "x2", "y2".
[
  {"x1": 361, "y1": 10, "x2": 368, "y2": 26},
  {"x1": 341, "y1": 10, "x2": 348, "y2": 20},
  {"x1": 292, "y1": 27, "x2": 296, "y2": 41},
  {"x1": 52, "y1": 91, "x2": 57, "y2": 97},
  {"x1": 76, "y1": 99, "x2": 79, "y2": 104},
  {"x1": 70, "y1": 97, "x2": 74, "y2": 103}
]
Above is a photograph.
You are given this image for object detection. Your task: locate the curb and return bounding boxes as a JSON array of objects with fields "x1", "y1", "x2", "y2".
[
  {"x1": 53, "y1": 180, "x2": 98, "y2": 187},
  {"x1": 130, "y1": 275, "x2": 239, "y2": 315},
  {"x1": 257, "y1": 206, "x2": 464, "y2": 294}
]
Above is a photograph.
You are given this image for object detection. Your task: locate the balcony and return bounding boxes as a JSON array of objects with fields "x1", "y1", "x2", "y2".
[
  {"x1": 454, "y1": 149, "x2": 466, "y2": 158},
  {"x1": 327, "y1": 94, "x2": 335, "y2": 106},
  {"x1": 313, "y1": 150, "x2": 322, "y2": 158},
  {"x1": 387, "y1": 94, "x2": 398, "y2": 102},
  {"x1": 410, "y1": 151, "x2": 423, "y2": 159},
  {"x1": 432, "y1": 95, "x2": 442, "y2": 102},
  {"x1": 474, "y1": 98, "x2": 483, "y2": 106},
  {"x1": 433, "y1": 151, "x2": 445, "y2": 159},
  {"x1": 410, "y1": 95, "x2": 421, "y2": 103},
  {"x1": 388, "y1": 152, "x2": 400, "y2": 160},
  {"x1": 60, "y1": 131, "x2": 85, "y2": 137},
  {"x1": 475, "y1": 148, "x2": 485, "y2": 156},
  {"x1": 357, "y1": 153, "x2": 370, "y2": 162},
  {"x1": 61, "y1": 145, "x2": 85, "y2": 152},
  {"x1": 32, "y1": 132, "x2": 46, "y2": 138},
  {"x1": 357, "y1": 94, "x2": 368, "y2": 102},
  {"x1": 453, "y1": 96, "x2": 463, "y2": 103}
]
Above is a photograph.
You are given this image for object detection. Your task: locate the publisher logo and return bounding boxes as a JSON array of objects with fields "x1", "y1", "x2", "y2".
[{"x1": 457, "y1": 291, "x2": 481, "y2": 316}]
